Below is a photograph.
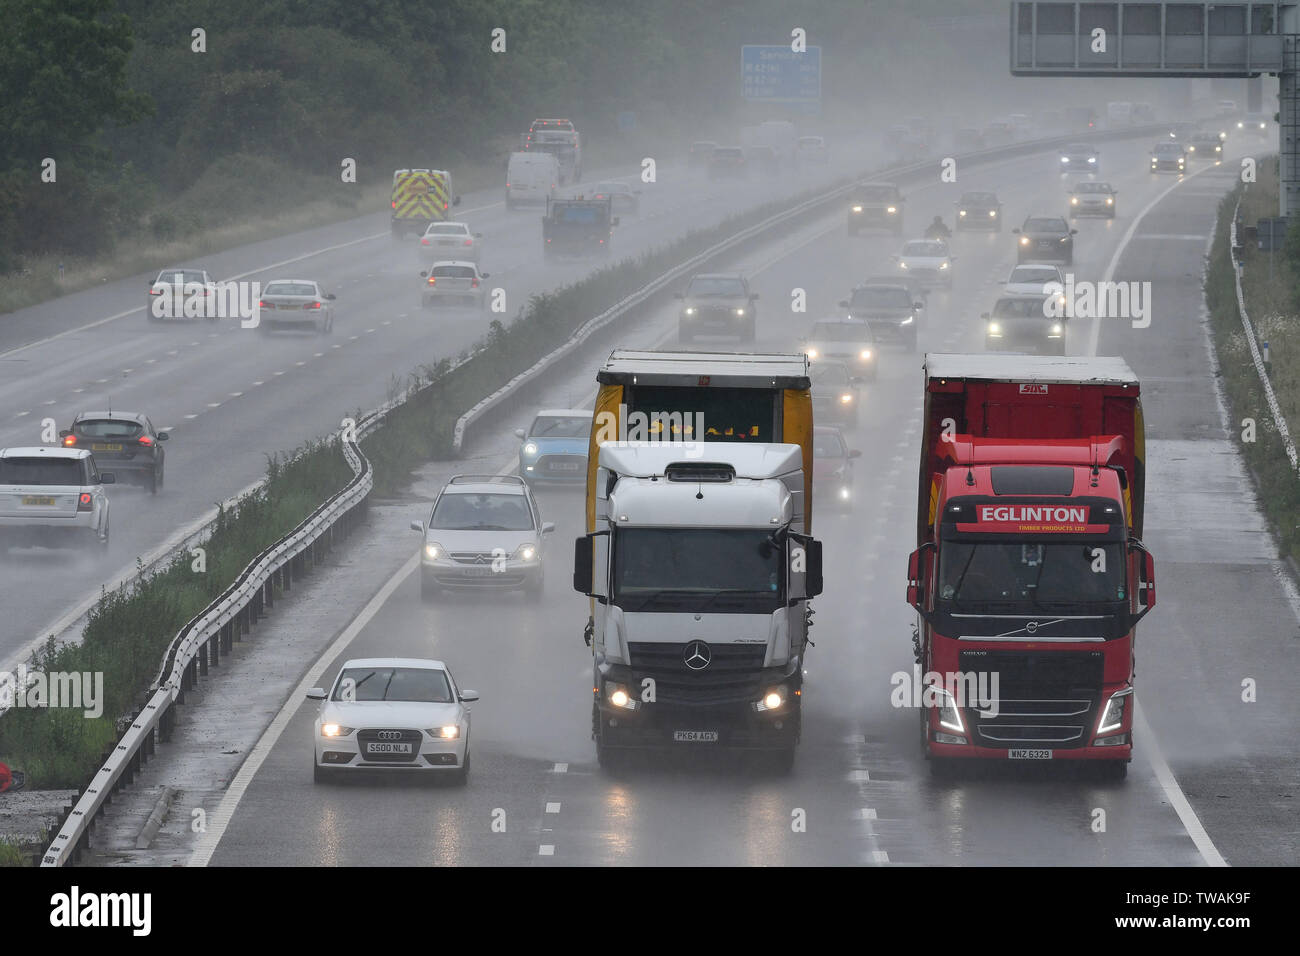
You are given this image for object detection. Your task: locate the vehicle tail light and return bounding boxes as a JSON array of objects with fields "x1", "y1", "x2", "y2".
[
  {"x1": 471, "y1": 279, "x2": 479, "y2": 288},
  {"x1": 149, "y1": 288, "x2": 162, "y2": 295},
  {"x1": 464, "y1": 239, "x2": 473, "y2": 245},
  {"x1": 63, "y1": 434, "x2": 77, "y2": 446},
  {"x1": 138, "y1": 435, "x2": 154, "y2": 446},
  {"x1": 306, "y1": 301, "x2": 322, "y2": 310},
  {"x1": 258, "y1": 300, "x2": 275, "y2": 309},
  {"x1": 427, "y1": 277, "x2": 436, "y2": 285},
  {"x1": 392, "y1": 200, "x2": 397, "y2": 209},
  {"x1": 77, "y1": 492, "x2": 93, "y2": 512},
  {"x1": 421, "y1": 238, "x2": 430, "y2": 245}
]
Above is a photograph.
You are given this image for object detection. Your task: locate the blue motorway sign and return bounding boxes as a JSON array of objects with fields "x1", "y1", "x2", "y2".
[{"x1": 741, "y1": 45, "x2": 821, "y2": 103}]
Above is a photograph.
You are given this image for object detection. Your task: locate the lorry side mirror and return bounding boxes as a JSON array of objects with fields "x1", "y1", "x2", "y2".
[
  {"x1": 907, "y1": 543, "x2": 933, "y2": 614},
  {"x1": 573, "y1": 534, "x2": 606, "y2": 603},
  {"x1": 1129, "y1": 544, "x2": 1156, "y2": 623},
  {"x1": 849, "y1": 449, "x2": 862, "y2": 458},
  {"x1": 805, "y1": 539, "x2": 823, "y2": 599}
]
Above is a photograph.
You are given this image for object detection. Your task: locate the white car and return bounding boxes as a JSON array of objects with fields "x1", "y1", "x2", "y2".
[
  {"x1": 794, "y1": 135, "x2": 829, "y2": 165},
  {"x1": 308, "y1": 658, "x2": 478, "y2": 784},
  {"x1": 420, "y1": 260, "x2": 489, "y2": 309},
  {"x1": 893, "y1": 239, "x2": 954, "y2": 289},
  {"x1": 257, "y1": 279, "x2": 336, "y2": 334},
  {"x1": 1004, "y1": 263, "x2": 1065, "y2": 296},
  {"x1": 418, "y1": 222, "x2": 483, "y2": 264},
  {"x1": 0, "y1": 446, "x2": 114, "y2": 550},
  {"x1": 410, "y1": 474, "x2": 554, "y2": 599},
  {"x1": 147, "y1": 267, "x2": 216, "y2": 322}
]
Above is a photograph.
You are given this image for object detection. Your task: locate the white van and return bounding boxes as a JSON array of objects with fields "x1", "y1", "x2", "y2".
[{"x1": 506, "y1": 152, "x2": 559, "y2": 209}]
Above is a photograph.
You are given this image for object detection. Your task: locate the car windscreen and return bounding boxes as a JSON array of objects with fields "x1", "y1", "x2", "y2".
[
  {"x1": 426, "y1": 224, "x2": 466, "y2": 235},
  {"x1": 902, "y1": 241, "x2": 946, "y2": 257},
  {"x1": 1024, "y1": 219, "x2": 1066, "y2": 232},
  {"x1": 993, "y1": 298, "x2": 1051, "y2": 319},
  {"x1": 1008, "y1": 267, "x2": 1059, "y2": 284},
  {"x1": 157, "y1": 271, "x2": 206, "y2": 285},
  {"x1": 74, "y1": 419, "x2": 143, "y2": 438},
  {"x1": 1154, "y1": 144, "x2": 1183, "y2": 155},
  {"x1": 431, "y1": 266, "x2": 476, "y2": 278},
  {"x1": 854, "y1": 186, "x2": 896, "y2": 200},
  {"x1": 686, "y1": 277, "x2": 745, "y2": 297},
  {"x1": 811, "y1": 322, "x2": 870, "y2": 341},
  {"x1": 812, "y1": 364, "x2": 852, "y2": 386},
  {"x1": 1073, "y1": 183, "x2": 1110, "y2": 193},
  {"x1": 529, "y1": 416, "x2": 591, "y2": 438},
  {"x1": 813, "y1": 432, "x2": 847, "y2": 458},
  {"x1": 712, "y1": 148, "x2": 743, "y2": 159},
  {"x1": 264, "y1": 282, "x2": 317, "y2": 296},
  {"x1": 850, "y1": 286, "x2": 912, "y2": 309},
  {"x1": 612, "y1": 529, "x2": 784, "y2": 614},
  {"x1": 331, "y1": 667, "x2": 453, "y2": 702},
  {"x1": 960, "y1": 193, "x2": 995, "y2": 204},
  {"x1": 0, "y1": 457, "x2": 84, "y2": 485},
  {"x1": 429, "y1": 492, "x2": 534, "y2": 530}
]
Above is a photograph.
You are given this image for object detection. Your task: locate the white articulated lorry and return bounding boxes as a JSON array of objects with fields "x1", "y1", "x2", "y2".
[{"x1": 573, "y1": 441, "x2": 823, "y2": 772}]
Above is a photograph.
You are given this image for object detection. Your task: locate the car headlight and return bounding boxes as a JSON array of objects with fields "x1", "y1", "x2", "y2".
[
  {"x1": 987, "y1": 321, "x2": 1001, "y2": 334},
  {"x1": 886, "y1": 205, "x2": 897, "y2": 213},
  {"x1": 755, "y1": 686, "x2": 787, "y2": 712},
  {"x1": 1019, "y1": 236, "x2": 1029, "y2": 245},
  {"x1": 424, "y1": 542, "x2": 445, "y2": 561},
  {"x1": 939, "y1": 261, "x2": 949, "y2": 270},
  {"x1": 1050, "y1": 323, "x2": 1063, "y2": 335},
  {"x1": 514, "y1": 543, "x2": 538, "y2": 562},
  {"x1": 806, "y1": 347, "x2": 819, "y2": 359},
  {"x1": 1087, "y1": 156, "x2": 1096, "y2": 163},
  {"x1": 683, "y1": 307, "x2": 696, "y2": 315},
  {"x1": 958, "y1": 209, "x2": 967, "y2": 217},
  {"x1": 522, "y1": 441, "x2": 539, "y2": 456},
  {"x1": 1106, "y1": 197, "x2": 1113, "y2": 204},
  {"x1": 321, "y1": 723, "x2": 355, "y2": 737},
  {"x1": 989, "y1": 209, "x2": 997, "y2": 217},
  {"x1": 839, "y1": 486, "x2": 851, "y2": 499},
  {"x1": 900, "y1": 315, "x2": 914, "y2": 325},
  {"x1": 899, "y1": 261, "x2": 909, "y2": 269},
  {"x1": 851, "y1": 204, "x2": 863, "y2": 212},
  {"x1": 427, "y1": 725, "x2": 460, "y2": 739},
  {"x1": 1060, "y1": 156, "x2": 1069, "y2": 163},
  {"x1": 1060, "y1": 235, "x2": 1069, "y2": 242},
  {"x1": 839, "y1": 393, "x2": 853, "y2": 404},
  {"x1": 734, "y1": 307, "x2": 745, "y2": 316},
  {"x1": 1071, "y1": 196, "x2": 1079, "y2": 204},
  {"x1": 605, "y1": 681, "x2": 638, "y2": 710},
  {"x1": 859, "y1": 348, "x2": 872, "y2": 360},
  {"x1": 1096, "y1": 687, "x2": 1132, "y2": 735}
]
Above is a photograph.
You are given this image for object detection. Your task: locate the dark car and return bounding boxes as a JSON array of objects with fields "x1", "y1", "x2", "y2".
[
  {"x1": 955, "y1": 191, "x2": 1002, "y2": 231},
  {"x1": 847, "y1": 182, "x2": 904, "y2": 236},
  {"x1": 983, "y1": 294, "x2": 1067, "y2": 355},
  {"x1": 813, "y1": 425, "x2": 861, "y2": 514},
  {"x1": 688, "y1": 140, "x2": 719, "y2": 167},
  {"x1": 1013, "y1": 215, "x2": 1076, "y2": 265},
  {"x1": 542, "y1": 198, "x2": 617, "y2": 258},
  {"x1": 1150, "y1": 142, "x2": 1186, "y2": 173},
  {"x1": 952, "y1": 128, "x2": 985, "y2": 152},
  {"x1": 707, "y1": 147, "x2": 747, "y2": 180},
  {"x1": 809, "y1": 360, "x2": 861, "y2": 427},
  {"x1": 747, "y1": 145, "x2": 780, "y2": 176},
  {"x1": 1059, "y1": 142, "x2": 1100, "y2": 174},
  {"x1": 1186, "y1": 132, "x2": 1224, "y2": 162},
  {"x1": 840, "y1": 281, "x2": 924, "y2": 352},
  {"x1": 676, "y1": 272, "x2": 758, "y2": 342},
  {"x1": 60, "y1": 411, "x2": 169, "y2": 493}
]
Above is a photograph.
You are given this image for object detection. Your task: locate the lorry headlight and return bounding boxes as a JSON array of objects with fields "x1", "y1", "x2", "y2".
[
  {"x1": 522, "y1": 441, "x2": 539, "y2": 456},
  {"x1": 1087, "y1": 156, "x2": 1096, "y2": 163},
  {"x1": 839, "y1": 393, "x2": 853, "y2": 404},
  {"x1": 989, "y1": 209, "x2": 997, "y2": 217},
  {"x1": 900, "y1": 316, "x2": 914, "y2": 325},
  {"x1": 755, "y1": 686, "x2": 787, "y2": 711},
  {"x1": 1019, "y1": 236, "x2": 1030, "y2": 245},
  {"x1": 605, "y1": 682, "x2": 638, "y2": 710},
  {"x1": 851, "y1": 204, "x2": 863, "y2": 212},
  {"x1": 734, "y1": 307, "x2": 746, "y2": 316},
  {"x1": 839, "y1": 486, "x2": 851, "y2": 499},
  {"x1": 424, "y1": 542, "x2": 445, "y2": 561},
  {"x1": 1070, "y1": 196, "x2": 1079, "y2": 205},
  {"x1": 886, "y1": 205, "x2": 897, "y2": 213},
  {"x1": 859, "y1": 348, "x2": 872, "y2": 360},
  {"x1": 321, "y1": 723, "x2": 354, "y2": 738},
  {"x1": 935, "y1": 688, "x2": 965, "y2": 734},
  {"x1": 899, "y1": 261, "x2": 909, "y2": 269},
  {"x1": 1106, "y1": 197, "x2": 1113, "y2": 204},
  {"x1": 806, "y1": 347, "x2": 819, "y2": 359},
  {"x1": 958, "y1": 209, "x2": 967, "y2": 217},
  {"x1": 939, "y1": 261, "x2": 949, "y2": 270},
  {"x1": 1096, "y1": 687, "x2": 1133, "y2": 735},
  {"x1": 1060, "y1": 156, "x2": 1069, "y2": 163}
]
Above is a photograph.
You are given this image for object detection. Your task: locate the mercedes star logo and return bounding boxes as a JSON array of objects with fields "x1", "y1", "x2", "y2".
[{"x1": 683, "y1": 640, "x2": 712, "y2": 670}]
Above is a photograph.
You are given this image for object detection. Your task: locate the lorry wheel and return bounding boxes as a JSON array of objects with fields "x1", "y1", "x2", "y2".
[{"x1": 928, "y1": 757, "x2": 958, "y2": 779}]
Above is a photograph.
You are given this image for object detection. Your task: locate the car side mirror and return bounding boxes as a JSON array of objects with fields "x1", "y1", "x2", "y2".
[
  {"x1": 58, "y1": 429, "x2": 71, "y2": 437},
  {"x1": 419, "y1": 271, "x2": 428, "y2": 278},
  {"x1": 1070, "y1": 229, "x2": 1078, "y2": 235},
  {"x1": 849, "y1": 449, "x2": 862, "y2": 459},
  {"x1": 410, "y1": 520, "x2": 424, "y2": 533},
  {"x1": 157, "y1": 432, "x2": 169, "y2": 441},
  {"x1": 481, "y1": 272, "x2": 490, "y2": 278},
  {"x1": 804, "y1": 539, "x2": 823, "y2": 599},
  {"x1": 306, "y1": 687, "x2": 327, "y2": 701},
  {"x1": 326, "y1": 293, "x2": 337, "y2": 300},
  {"x1": 542, "y1": 522, "x2": 555, "y2": 534},
  {"x1": 906, "y1": 542, "x2": 934, "y2": 615},
  {"x1": 838, "y1": 299, "x2": 849, "y2": 308},
  {"x1": 514, "y1": 428, "x2": 527, "y2": 439},
  {"x1": 1012, "y1": 228, "x2": 1021, "y2": 234},
  {"x1": 453, "y1": 196, "x2": 462, "y2": 206},
  {"x1": 980, "y1": 312, "x2": 990, "y2": 319},
  {"x1": 914, "y1": 301, "x2": 925, "y2": 310},
  {"x1": 100, "y1": 473, "x2": 115, "y2": 484},
  {"x1": 459, "y1": 690, "x2": 480, "y2": 703},
  {"x1": 750, "y1": 293, "x2": 759, "y2": 300}
]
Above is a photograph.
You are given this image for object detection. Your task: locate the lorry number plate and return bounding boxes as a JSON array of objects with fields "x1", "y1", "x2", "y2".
[
  {"x1": 1008, "y1": 749, "x2": 1052, "y2": 760},
  {"x1": 673, "y1": 731, "x2": 718, "y2": 742}
]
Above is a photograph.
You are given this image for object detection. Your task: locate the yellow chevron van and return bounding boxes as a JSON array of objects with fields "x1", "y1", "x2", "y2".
[{"x1": 391, "y1": 169, "x2": 459, "y2": 238}]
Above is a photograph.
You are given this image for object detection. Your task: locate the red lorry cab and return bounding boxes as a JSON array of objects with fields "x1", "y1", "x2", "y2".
[{"x1": 906, "y1": 355, "x2": 1155, "y2": 777}]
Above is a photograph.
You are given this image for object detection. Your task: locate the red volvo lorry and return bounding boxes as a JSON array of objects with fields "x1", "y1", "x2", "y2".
[{"x1": 906, "y1": 354, "x2": 1156, "y2": 778}]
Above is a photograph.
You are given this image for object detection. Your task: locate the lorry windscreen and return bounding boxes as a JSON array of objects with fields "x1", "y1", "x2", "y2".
[
  {"x1": 938, "y1": 540, "x2": 1125, "y2": 609},
  {"x1": 612, "y1": 528, "x2": 784, "y2": 613},
  {"x1": 625, "y1": 385, "x2": 775, "y2": 442}
]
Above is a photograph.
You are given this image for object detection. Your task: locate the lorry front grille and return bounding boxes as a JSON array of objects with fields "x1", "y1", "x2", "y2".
[
  {"x1": 627, "y1": 642, "x2": 767, "y2": 706},
  {"x1": 958, "y1": 651, "x2": 1102, "y2": 749}
]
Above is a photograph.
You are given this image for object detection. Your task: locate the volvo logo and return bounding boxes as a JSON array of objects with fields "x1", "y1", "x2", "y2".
[
  {"x1": 1025, "y1": 621, "x2": 1039, "y2": 634},
  {"x1": 377, "y1": 731, "x2": 403, "y2": 740},
  {"x1": 683, "y1": 640, "x2": 712, "y2": 670}
]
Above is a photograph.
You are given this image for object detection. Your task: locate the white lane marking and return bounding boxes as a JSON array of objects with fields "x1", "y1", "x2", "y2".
[
  {"x1": 72, "y1": 388, "x2": 84, "y2": 393},
  {"x1": 295, "y1": 361, "x2": 306, "y2": 367},
  {"x1": 1136, "y1": 702, "x2": 1228, "y2": 866},
  {"x1": 539, "y1": 845, "x2": 555, "y2": 856},
  {"x1": 855, "y1": 808, "x2": 878, "y2": 820},
  {"x1": 13, "y1": 411, "x2": 29, "y2": 417},
  {"x1": 188, "y1": 552, "x2": 421, "y2": 866},
  {"x1": 207, "y1": 402, "x2": 221, "y2": 408},
  {"x1": 273, "y1": 370, "x2": 285, "y2": 376},
  {"x1": 229, "y1": 392, "x2": 242, "y2": 398},
  {"x1": 866, "y1": 850, "x2": 890, "y2": 863},
  {"x1": 184, "y1": 414, "x2": 198, "y2": 419},
  {"x1": 1134, "y1": 234, "x2": 1208, "y2": 241},
  {"x1": 545, "y1": 802, "x2": 561, "y2": 813},
  {"x1": 41, "y1": 400, "x2": 55, "y2": 405},
  {"x1": 1087, "y1": 162, "x2": 1216, "y2": 356},
  {"x1": 313, "y1": 352, "x2": 324, "y2": 358},
  {"x1": 552, "y1": 762, "x2": 568, "y2": 773},
  {"x1": 847, "y1": 769, "x2": 870, "y2": 782},
  {"x1": 252, "y1": 381, "x2": 263, "y2": 387}
]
